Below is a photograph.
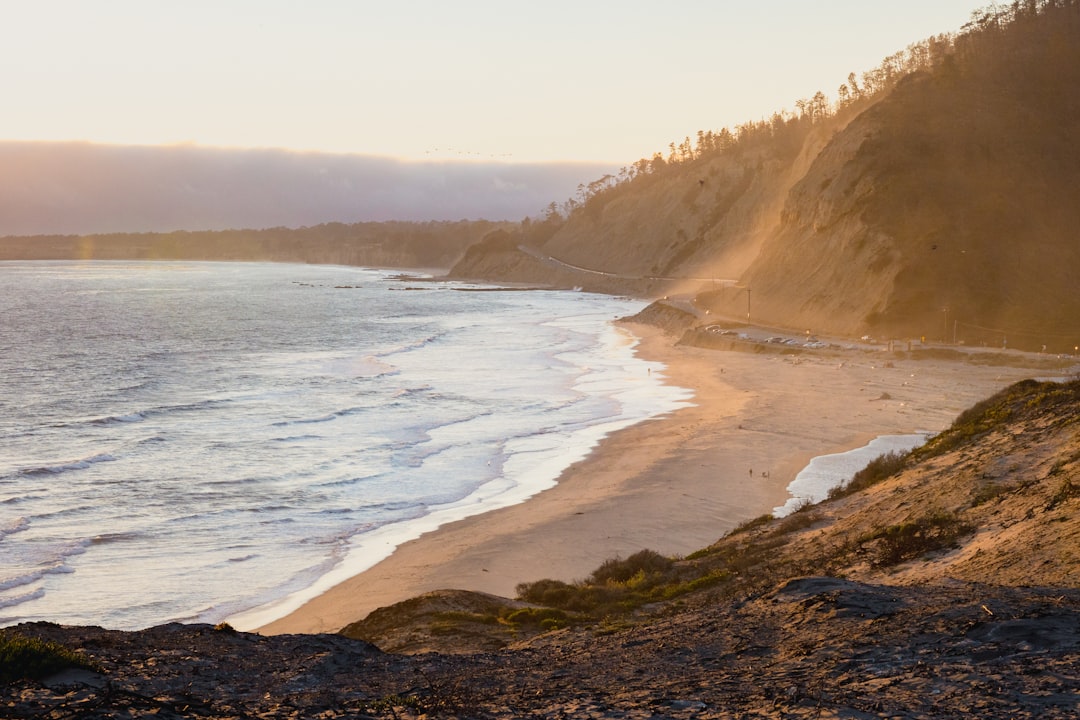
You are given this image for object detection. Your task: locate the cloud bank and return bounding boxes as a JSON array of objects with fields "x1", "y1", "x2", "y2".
[{"x1": 0, "y1": 142, "x2": 616, "y2": 236}]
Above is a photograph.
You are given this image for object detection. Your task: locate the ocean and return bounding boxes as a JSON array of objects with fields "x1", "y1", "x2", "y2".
[
  {"x1": 0, "y1": 261, "x2": 692, "y2": 630},
  {"x1": 772, "y1": 433, "x2": 931, "y2": 517}
]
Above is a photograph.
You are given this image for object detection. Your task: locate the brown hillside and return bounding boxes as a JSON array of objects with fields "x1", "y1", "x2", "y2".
[
  {"x1": 739, "y1": 6, "x2": 1080, "y2": 346},
  {"x1": 451, "y1": 2, "x2": 1080, "y2": 352},
  {"x1": 539, "y1": 126, "x2": 830, "y2": 285},
  {"x1": 449, "y1": 119, "x2": 838, "y2": 297},
  {"x1": 717, "y1": 377, "x2": 1080, "y2": 591}
]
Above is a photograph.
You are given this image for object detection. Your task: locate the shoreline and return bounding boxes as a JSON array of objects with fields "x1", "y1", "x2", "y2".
[
  {"x1": 257, "y1": 326, "x2": 1043, "y2": 635},
  {"x1": 226, "y1": 317, "x2": 691, "y2": 631}
]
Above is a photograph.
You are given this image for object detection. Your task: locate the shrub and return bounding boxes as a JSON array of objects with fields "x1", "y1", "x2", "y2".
[
  {"x1": 516, "y1": 549, "x2": 681, "y2": 617},
  {"x1": 658, "y1": 569, "x2": 733, "y2": 599},
  {"x1": 515, "y1": 578, "x2": 576, "y2": 608},
  {"x1": 774, "y1": 510, "x2": 819, "y2": 535},
  {"x1": 970, "y1": 481, "x2": 1016, "y2": 507},
  {"x1": 862, "y1": 511, "x2": 973, "y2": 567},
  {"x1": 504, "y1": 607, "x2": 571, "y2": 631},
  {"x1": 0, "y1": 632, "x2": 97, "y2": 683},
  {"x1": 1045, "y1": 477, "x2": 1078, "y2": 512},
  {"x1": 588, "y1": 550, "x2": 673, "y2": 585},
  {"x1": 828, "y1": 450, "x2": 910, "y2": 500},
  {"x1": 728, "y1": 513, "x2": 774, "y2": 536}
]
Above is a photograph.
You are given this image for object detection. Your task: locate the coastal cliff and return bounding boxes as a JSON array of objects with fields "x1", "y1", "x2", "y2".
[{"x1": 450, "y1": 1, "x2": 1080, "y2": 351}]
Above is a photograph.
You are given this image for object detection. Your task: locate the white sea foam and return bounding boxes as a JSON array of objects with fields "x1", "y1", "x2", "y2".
[
  {"x1": 228, "y1": 324, "x2": 693, "y2": 629},
  {"x1": 1, "y1": 261, "x2": 691, "y2": 630},
  {"x1": 0, "y1": 517, "x2": 30, "y2": 540},
  {"x1": 0, "y1": 540, "x2": 88, "y2": 600},
  {"x1": 773, "y1": 433, "x2": 932, "y2": 517},
  {"x1": 0, "y1": 588, "x2": 46, "y2": 611},
  {"x1": 0, "y1": 571, "x2": 46, "y2": 593}
]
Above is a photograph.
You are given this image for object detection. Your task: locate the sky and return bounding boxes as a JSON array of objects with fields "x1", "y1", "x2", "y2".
[{"x1": 3, "y1": 0, "x2": 984, "y2": 166}]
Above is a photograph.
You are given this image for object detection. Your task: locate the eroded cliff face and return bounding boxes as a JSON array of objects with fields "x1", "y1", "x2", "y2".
[
  {"x1": 705, "y1": 110, "x2": 894, "y2": 337},
  {"x1": 540, "y1": 142, "x2": 806, "y2": 285},
  {"x1": 449, "y1": 103, "x2": 901, "y2": 336},
  {"x1": 737, "y1": 50, "x2": 1080, "y2": 343},
  {"x1": 452, "y1": 6, "x2": 1080, "y2": 349},
  {"x1": 450, "y1": 124, "x2": 838, "y2": 299}
]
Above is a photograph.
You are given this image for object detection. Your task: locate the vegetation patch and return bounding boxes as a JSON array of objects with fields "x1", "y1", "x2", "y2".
[
  {"x1": 516, "y1": 528, "x2": 832, "y2": 625},
  {"x1": 0, "y1": 632, "x2": 98, "y2": 683},
  {"x1": 861, "y1": 511, "x2": 974, "y2": 568},
  {"x1": 911, "y1": 379, "x2": 1077, "y2": 460},
  {"x1": 774, "y1": 510, "x2": 820, "y2": 535},
  {"x1": 970, "y1": 481, "x2": 1019, "y2": 507},
  {"x1": 502, "y1": 607, "x2": 572, "y2": 632},
  {"x1": 516, "y1": 550, "x2": 689, "y2": 618},
  {"x1": 656, "y1": 569, "x2": 733, "y2": 598},
  {"x1": 730, "y1": 513, "x2": 775, "y2": 536},
  {"x1": 1044, "y1": 477, "x2": 1078, "y2": 513},
  {"x1": 588, "y1": 549, "x2": 674, "y2": 585},
  {"x1": 828, "y1": 450, "x2": 910, "y2": 500}
]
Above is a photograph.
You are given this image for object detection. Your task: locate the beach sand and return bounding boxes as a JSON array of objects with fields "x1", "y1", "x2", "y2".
[{"x1": 259, "y1": 328, "x2": 1041, "y2": 634}]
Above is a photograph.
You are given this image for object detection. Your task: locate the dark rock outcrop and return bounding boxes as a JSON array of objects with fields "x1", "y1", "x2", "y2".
[{"x1": 4, "y1": 581, "x2": 1080, "y2": 718}]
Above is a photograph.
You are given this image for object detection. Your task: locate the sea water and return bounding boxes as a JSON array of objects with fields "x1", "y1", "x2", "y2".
[
  {"x1": 772, "y1": 433, "x2": 931, "y2": 517},
  {"x1": 0, "y1": 261, "x2": 692, "y2": 630}
]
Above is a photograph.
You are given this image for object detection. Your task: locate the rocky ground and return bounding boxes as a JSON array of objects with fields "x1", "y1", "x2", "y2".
[
  {"x1": 4, "y1": 578, "x2": 1080, "y2": 719},
  {"x1": 4, "y1": 378, "x2": 1079, "y2": 719}
]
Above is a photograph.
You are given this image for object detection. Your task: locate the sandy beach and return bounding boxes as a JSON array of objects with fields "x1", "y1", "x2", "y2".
[{"x1": 259, "y1": 327, "x2": 1044, "y2": 634}]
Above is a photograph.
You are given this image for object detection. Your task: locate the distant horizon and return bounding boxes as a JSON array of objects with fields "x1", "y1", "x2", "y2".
[
  {"x1": 3, "y1": 3, "x2": 986, "y2": 236},
  {"x1": 1, "y1": 137, "x2": 617, "y2": 168},
  {"x1": 0, "y1": 140, "x2": 617, "y2": 236},
  {"x1": 3, "y1": 2, "x2": 982, "y2": 165}
]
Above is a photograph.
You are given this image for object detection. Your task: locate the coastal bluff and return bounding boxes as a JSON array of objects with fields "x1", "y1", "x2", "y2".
[{"x1": 449, "y1": 2, "x2": 1080, "y2": 352}]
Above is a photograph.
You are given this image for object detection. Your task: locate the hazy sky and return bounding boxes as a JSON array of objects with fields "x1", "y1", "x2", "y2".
[{"x1": 4, "y1": 1, "x2": 982, "y2": 165}]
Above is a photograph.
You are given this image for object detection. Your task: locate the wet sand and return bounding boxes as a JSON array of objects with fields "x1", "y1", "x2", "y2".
[{"x1": 259, "y1": 328, "x2": 1039, "y2": 634}]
